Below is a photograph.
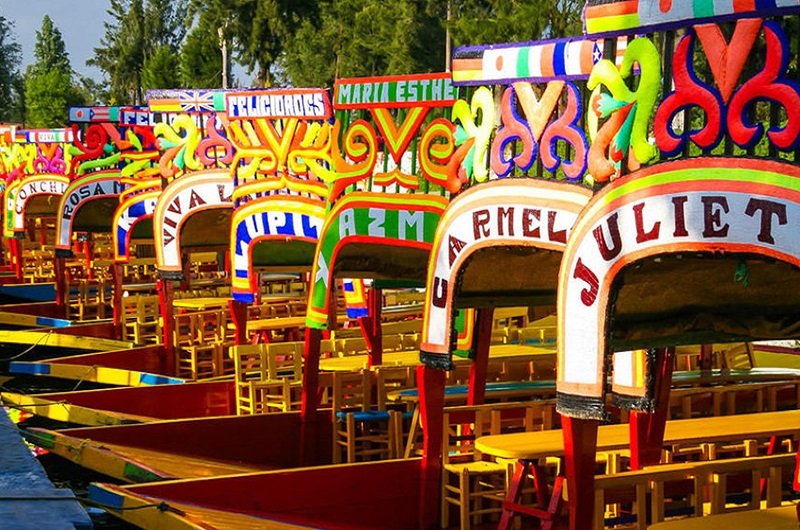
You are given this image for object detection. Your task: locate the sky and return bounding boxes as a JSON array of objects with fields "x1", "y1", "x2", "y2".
[{"x1": 0, "y1": 0, "x2": 110, "y2": 81}]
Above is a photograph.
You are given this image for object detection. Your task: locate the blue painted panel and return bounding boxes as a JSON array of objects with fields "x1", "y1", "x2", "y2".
[{"x1": 8, "y1": 362, "x2": 50, "y2": 375}]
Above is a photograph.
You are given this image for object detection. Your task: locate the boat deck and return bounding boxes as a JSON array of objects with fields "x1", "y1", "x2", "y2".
[
  {"x1": 91, "y1": 484, "x2": 309, "y2": 530},
  {"x1": 103, "y1": 442, "x2": 269, "y2": 479},
  {"x1": 0, "y1": 407, "x2": 91, "y2": 530}
]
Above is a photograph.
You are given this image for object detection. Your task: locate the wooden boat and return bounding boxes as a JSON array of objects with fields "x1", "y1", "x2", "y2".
[
  {"x1": 1, "y1": 379, "x2": 234, "y2": 426},
  {"x1": 9, "y1": 8, "x2": 800, "y2": 525},
  {"x1": 7, "y1": 343, "x2": 184, "y2": 386},
  {"x1": 89, "y1": 459, "x2": 421, "y2": 530},
  {"x1": 24, "y1": 410, "x2": 333, "y2": 482}
]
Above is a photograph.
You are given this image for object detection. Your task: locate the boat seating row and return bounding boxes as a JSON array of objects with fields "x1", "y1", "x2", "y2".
[
  {"x1": 174, "y1": 309, "x2": 236, "y2": 379},
  {"x1": 232, "y1": 343, "x2": 420, "y2": 417},
  {"x1": 67, "y1": 278, "x2": 113, "y2": 321},
  {"x1": 592, "y1": 453, "x2": 797, "y2": 530},
  {"x1": 122, "y1": 294, "x2": 162, "y2": 345},
  {"x1": 442, "y1": 357, "x2": 556, "y2": 387},
  {"x1": 439, "y1": 400, "x2": 560, "y2": 530},
  {"x1": 667, "y1": 380, "x2": 800, "y2": 421},
  {"x1": 331, "y1": 369, "x2": 409, "y2": 464},
  {"x1": 674, "y1": 342, "x2": 756, "y2": 371},
  {"x1": 233, "y1": 341, "x2": 307, "y2": 414}
]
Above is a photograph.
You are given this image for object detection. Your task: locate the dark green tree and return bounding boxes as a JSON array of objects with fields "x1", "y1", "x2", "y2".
[
  {"x1": 24, "y1": 15, "x2": 85, "y2": 127},
  {"x1": 447, "y1": 0, "x2": 583, "y2": 46},
  {"x1": 280, "y1": 0, "x2": 446, "y2": 88},
  {"x1": 188, "y1": 0, "x2": 318, "y2": 87},
  {"x1": 30, "y1": 15, "x2": 70, "y2": 75},
  {"x1": 180, "y1": 10, "x2": 227, "y2": 88},
  {"x1": 0, "y1": 16, "x2": 22, "y2": 122},
  {"x1": 142, "y1": 44, "x2": 181, "y2": 90},
  {"x1": 90, "y1": 0, "x2": 188, "y2": 104}
]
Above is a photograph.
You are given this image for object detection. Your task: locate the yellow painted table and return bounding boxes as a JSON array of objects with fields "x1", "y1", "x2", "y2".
[
  {"x1": 172, "y1": 297, "x2": 231, "y2": 310},
  {"x1": 476, "y1": 409, "x2": 800, "y2": 460},
  {"x1": 319, "y1": 343, "x2": 556, "y2": 372},
  {"x1": 647, "y1": 505, "x2": 799, "y2": 529},
  {"x1": 477, "y1": 410, "x2": 800, "y2": 529},
  {"x1": 121, "y1": 283, "x2": 158, "y2": 294}
]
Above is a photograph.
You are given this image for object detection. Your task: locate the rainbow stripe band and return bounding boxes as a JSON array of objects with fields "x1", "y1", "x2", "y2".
[
  {"x1": 452, "y1": 37, "x2": 604, "y2": 85},
  {"x1": 584, "y1": 0, "x2": 800, "y2": 37}
]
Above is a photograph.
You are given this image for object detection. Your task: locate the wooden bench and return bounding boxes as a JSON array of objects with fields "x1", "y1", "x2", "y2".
[{"x1": 592, "y1": 453, "x2": 797, "y2": 529}]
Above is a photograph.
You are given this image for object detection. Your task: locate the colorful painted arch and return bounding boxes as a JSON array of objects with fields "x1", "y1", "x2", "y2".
[
  {"x1": 557, "y1": 157, "x2": 800, "y2": 419},
  {"x1": 11, "y1": 174, "x2": 70, "y2": 230},
  {"x1": 55, "y1": 170, "x2": 125, "y2": 253},
  {"x1": 230, "y1": 195, "x2": 325, "y2": 303},
  {"x1": 305, "y1": 192, "x2": 449, "y2": 329},
  {"x1": 113, "y1": 190, "x2": 160, "y2": 263},
  {"x1": 420, "y1": 179, "x2": 593, "y2": 369},
  {"x1": 153, "y1": 169, "x2": 233, "y2": 277}
]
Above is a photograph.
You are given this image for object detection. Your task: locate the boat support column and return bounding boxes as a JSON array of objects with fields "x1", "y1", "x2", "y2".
[
  {"x1": 562, "y1": 416, "x2": 599, "y2": 530},
  {"x1": 467, "y1": 307, "x2": 494, "y2": 405},
  {"x1": 111, "y1": 263, "x2": 123, "y2": 339},
  {"x1": 228, "y1": 300, "x2": 248, "y2": 345},
  {"x1": 300, "y1": 327, "x2": 323, "y2": 466},
  {"x1": 630, "y1": 347, "x2": 674, "y2": 469},
  {"x1": 158, "y1": 278, "x2": 175, "y2": 361},
  {"x1": 359, "y1": 287, "x2": 383, "y2": 367},
  {"x1": 11, "y1": 237, "x2": 23, "y2": 284},
  {"x1": 54, "y1": 252, "x2": 66, "y2": 316},
  {"x1": 418, "y1": 364, "x2": 446, "y2": 530}
]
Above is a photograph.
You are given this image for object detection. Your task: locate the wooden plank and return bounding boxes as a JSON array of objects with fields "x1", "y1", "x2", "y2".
[
  {"x1": 0, "y1": 392, "x2": 157, "y2": 425},
  {"x1": 26, "y1": 428, "x2": 268, "y2": 483},
  {"x1": 647, "y1": 505, "x2": 799, "y2": 529},
  {"x1": 0, "y1": 330, "x2": 131, "y2": 350}
]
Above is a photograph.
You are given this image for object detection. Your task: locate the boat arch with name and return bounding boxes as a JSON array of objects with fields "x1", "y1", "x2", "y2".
[
  {"x1": 153, "y1": 168, "x2": 233, "y2": 278},
  {"x1": 557, "y1": 157, "x2": 800, "y2": 419},
  {"x1": 112, "y1": 189, "x2": 160, "y2": 263},
  {"x1": 305, "y1": 192, "x2": 448, "y2": 329},
  {"x1": 55, "y1": 170, "x2": 125, "y2": 253},
  {"x1": 230, "y1": 195, "x2": 325, "y2": 303},
  {"x1": 11, "y1": 174, "x2": 70, "y2": 233},
  {"x1": 420, "y1": 179, "x2": 593, "y2": 369}
]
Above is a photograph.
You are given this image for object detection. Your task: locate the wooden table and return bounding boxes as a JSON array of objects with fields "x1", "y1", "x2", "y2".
[
  {"x1": 477, "y1": 409, "x2": 800, "y2": 460},
  {"x1": 476, "y1": 410, "x2": 800, "y2": 529},
  {"x1": 122, "y1": 283, "x2": 158, "y2": 294},
  {"x1": 671, "y1": 368, "x2": 800, "y2": 387},
  {"x1": 647, "y1": 505, "x2": 799, "y2": 529},
  {"x1": 172, "y1": 297, "x2": 231, "y2": 311},
  {"x1": 319, "y1": 343, "x2": 556, "y2": 372},
  {"x1": 247, "y1": 314, "x2": 352, "y2": 334}
]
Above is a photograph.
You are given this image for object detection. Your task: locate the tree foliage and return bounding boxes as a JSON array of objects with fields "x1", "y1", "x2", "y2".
[
  {"x1": 142, "y1": 44, "x2": 181, "y2": 90},
  {"x1": 188, "y1": 0, "x2": 319, "y2": 87},
  {"x1": 180, "y1": 13, "x2": 226, "y2": 88},
  {"x1": 280, "y1": 0, "x2": 446, "y2": 88},
  {"x1": 30, "y1": 15, "x2": 70, "y2": 76},
  {"x1": 24, "y1": 15, "x2": 84, "y2": 128},
  {"x1": 0, "y1": 16, "x2": 22, "y2": 122},
  {"x1": 447, "y1": 0, "x2": 583, "y2": 46},
  {"x1": 90, "y1": 0, "x2": 188, "y2": 104}
]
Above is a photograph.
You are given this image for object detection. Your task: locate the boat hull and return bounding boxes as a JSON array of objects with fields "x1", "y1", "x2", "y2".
[{"x1": 89, "y1": 459, "x2": 422, "y2": 530}]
